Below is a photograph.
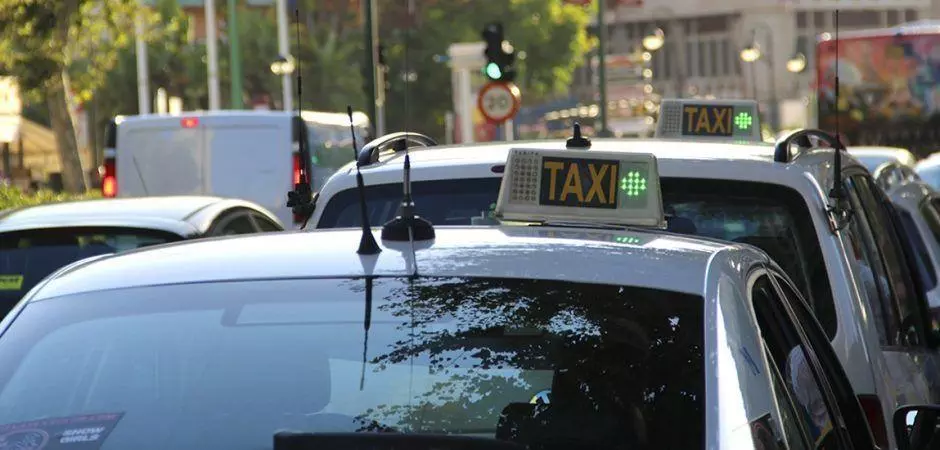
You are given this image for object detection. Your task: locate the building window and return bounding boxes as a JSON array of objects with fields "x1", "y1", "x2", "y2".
[{"x1": 905, "y1": 9, "x2": 918, "y2": 22}]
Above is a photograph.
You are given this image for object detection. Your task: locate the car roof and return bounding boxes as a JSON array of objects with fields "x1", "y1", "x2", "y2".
[
  {"x1": 28, "y1": 226, "x2": 757, "y2": 301},
  {"x1": 0, "y1": 195, "x2": 266, "y2": 236},
  {"x1": 318, "y1": 138, "x2": 864, "y2": 202}
]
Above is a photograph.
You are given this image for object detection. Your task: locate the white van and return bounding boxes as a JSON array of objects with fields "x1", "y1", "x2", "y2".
[{"x1": 99, "y1": 110, "x2": 370, "y2": 228}]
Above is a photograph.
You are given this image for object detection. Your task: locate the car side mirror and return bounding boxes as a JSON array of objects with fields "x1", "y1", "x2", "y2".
[{"x1": 894, "y1": 404, "x2": 940, "y2": 450}]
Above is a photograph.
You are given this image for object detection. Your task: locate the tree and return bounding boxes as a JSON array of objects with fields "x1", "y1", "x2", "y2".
[
  {"x1": 377, "y1": 0, "x2": 594, "y2": 140},
  {"x1": 0, "y1": 0, "x2": 143, "y2": 193}
]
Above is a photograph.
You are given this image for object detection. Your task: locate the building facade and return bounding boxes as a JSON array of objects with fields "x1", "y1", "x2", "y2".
[{"x1": 579, "y1": 0, "x2": 935, "y2": 129}]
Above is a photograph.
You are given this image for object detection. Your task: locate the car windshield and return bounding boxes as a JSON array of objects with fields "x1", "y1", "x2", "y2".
[
  {"x1": 0, "y1": 277, "x2": 704, "y2": 450},
  {"x1": 317, "y1": 177, "x2": 835, "y2": 339},
  {"x1": 0, "y1": 227, "x2": 181, "y2": 316}
]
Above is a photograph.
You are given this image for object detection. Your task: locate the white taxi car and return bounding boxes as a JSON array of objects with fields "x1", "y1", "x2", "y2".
[
  {"x1": 871, "y1": 162, "x2": 940, "y2": 329},
  {"x1": 0, "y1": 147, "x2": 903, "y2": 449},
  {"x1": 305, "y1": 99, "x2": 940, "y2": 449}
]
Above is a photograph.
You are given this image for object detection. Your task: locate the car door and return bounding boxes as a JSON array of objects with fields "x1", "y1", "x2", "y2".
[
  {"x1": 749, "y1": 270, "x2": 877, "y2": 450},
  {"x1": 206, "y1": 210, "x2": 261, "y2": 237},
  {"x1": 843, "y1": 173, "x2": 939, "y2": 406}
]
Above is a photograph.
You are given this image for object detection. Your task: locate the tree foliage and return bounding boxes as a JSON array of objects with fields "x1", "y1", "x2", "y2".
[
  {"x1": 378, "y1": 0, "x2": 594, "y2": 138},
  {"x1": 0, "y1": 0, "x2": 144, "y2": 192}
]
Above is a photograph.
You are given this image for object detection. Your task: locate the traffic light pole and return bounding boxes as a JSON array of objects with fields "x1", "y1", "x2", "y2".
[
  {"x1": 596, "y1": 0, "x2": 612, "y2": 137},
  {"x1": 363, "y1": 0, "x2": 378, "y2": 136}
]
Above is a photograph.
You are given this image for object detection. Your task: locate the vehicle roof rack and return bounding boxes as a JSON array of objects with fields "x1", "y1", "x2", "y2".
[
  {"x1": 773, "y1": 128, "x2": 841, "y2": 163},
  {"x1": 356, "y1": 132, "x2": 438, "y2": 167},
  {"x1": 873, "y1": 161, "x2": 921, "y2": 191}
]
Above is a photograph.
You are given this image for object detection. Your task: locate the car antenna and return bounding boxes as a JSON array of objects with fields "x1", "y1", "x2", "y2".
[
  {"x1": 286, "y1": 8, "x2": 315, "y2": 229},
  {"x1": 381, "y1": 0, "x2": 434, "y2": 270},
  {"x1": 828, "y1": 9, "x2": 846, "y2": 203},
  {"x1": 349, "y1": 105, "x2": 381, "y2": 255}
]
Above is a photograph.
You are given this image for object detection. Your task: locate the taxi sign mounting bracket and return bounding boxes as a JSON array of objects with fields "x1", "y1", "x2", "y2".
[{"x1": 566, "y1": 123, "x2": 591, "y2": 148}]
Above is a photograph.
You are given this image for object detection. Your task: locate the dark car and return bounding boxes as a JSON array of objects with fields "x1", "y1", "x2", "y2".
[{"x1": 0, "y1": 195, "x2": 283, "y2": 317}]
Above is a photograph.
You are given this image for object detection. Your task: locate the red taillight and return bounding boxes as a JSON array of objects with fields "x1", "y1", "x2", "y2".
[
  {"x1": 858, "y1": 394, "x2": 889, "y2": 449},
  {"x1": 292, "y1": 151, "x2": 302, "y2": 186},
  {"x1": 181, "y1": 117, "x2": 199, "y2": 128},
  {"x1": 101, "y1": 157, "x2": 116, "y2": 198},
  {"x1": 292, "y1": 151, "x2": 305, "y2": 224}
]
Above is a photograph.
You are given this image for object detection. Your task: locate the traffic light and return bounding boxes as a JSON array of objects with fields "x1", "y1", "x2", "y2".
[{"x1": 482, "y1": 22, "x2": 516, "y2": 82}]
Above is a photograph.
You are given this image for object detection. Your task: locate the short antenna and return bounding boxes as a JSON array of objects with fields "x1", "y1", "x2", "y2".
[
  {"x1": 286, "y1": 8, "x2": 315, "y2": 228},
  {"x1": 350, "y1": 105, "x2": 381, "y2": 255},
  {"x1": 381, "y1": 0, "x2": 435, "y2": 253}
]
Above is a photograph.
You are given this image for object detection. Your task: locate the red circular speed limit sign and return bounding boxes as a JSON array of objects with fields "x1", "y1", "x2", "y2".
[{"x1": 477, "y1": 81, "x2": 521, "y2": 125}]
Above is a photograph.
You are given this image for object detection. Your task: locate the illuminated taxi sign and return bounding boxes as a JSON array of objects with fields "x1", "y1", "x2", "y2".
[
  {"x1": 495, "y1": 148, "x2": 665, "y2": 228},
  {"x1": 655, "y1": 99, "x2": 762, "y2": 142}
]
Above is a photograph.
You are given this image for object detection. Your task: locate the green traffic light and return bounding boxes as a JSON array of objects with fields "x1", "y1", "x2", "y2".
[{"x1": 485, "y1": 62, "x2": 502, "y2": 80}]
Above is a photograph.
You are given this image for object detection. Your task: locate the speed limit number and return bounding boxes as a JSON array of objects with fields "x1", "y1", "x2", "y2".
[{"x1": 477, "y1": 81, "x2": 522, "y2": 124}]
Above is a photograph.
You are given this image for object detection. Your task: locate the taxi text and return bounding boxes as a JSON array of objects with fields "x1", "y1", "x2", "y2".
[
  {"x1": 539, "y1": 157, "x2": 619, "y2": 209},
  {"x1": 682, "y1": 105, "x2": 733, "y2": 136}
]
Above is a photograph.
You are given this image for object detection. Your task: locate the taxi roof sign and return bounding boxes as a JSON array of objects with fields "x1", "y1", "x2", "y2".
[
  {"x1": 494, "y1": 148, "x2": 666, "y2": 228},
  {"x1": 655, "y1": 99, "x2": 762, "y2": 142}
]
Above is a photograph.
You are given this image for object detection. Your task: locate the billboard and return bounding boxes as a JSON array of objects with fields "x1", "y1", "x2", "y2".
[{"x1": 817, "y1": 33, "x2": 940, "y2": 153}]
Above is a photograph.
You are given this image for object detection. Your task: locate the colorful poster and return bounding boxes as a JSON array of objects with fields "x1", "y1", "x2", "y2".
[{"x1": 817, "y1": 33, "x2": 940, "y2": 150}]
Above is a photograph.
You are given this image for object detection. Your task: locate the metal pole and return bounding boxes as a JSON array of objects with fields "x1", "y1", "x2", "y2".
[
  {"x1": 228, "y1": 0, "x2": 244, "y2": 109},
  {"x1": 505, "y1": 119, "x2": 514, "y2": 141},
  {"x1": 134, "y1": 10, "x2": 151, "y2": 114},
  {"x1": 765, "y1": 26, "x2": 779, "y2": 132},
  {"x1": 205, "y1": 0, "x2": 221, "y2": 110},
  {"x1": 596, "y1": 0, "x2": 611, "y2": 137},
  {"x1": 374, "y1": 0, "x2": 385, "y2": 135},
  {"x1": 275, "y1": 0, "x2": 292, "y2": 111},
  {"x1": 363, "y1": 0, "x2": 377, "y2": 135},
  {"x1": 457, "y1": 69, "x2": 474, "y2": 143}
]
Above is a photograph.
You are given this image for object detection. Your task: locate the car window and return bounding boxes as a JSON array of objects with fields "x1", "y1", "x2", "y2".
[
  {"x1": 750, "y1": 275, "x2": 840, "y2": 449},
  {"x1": 318, "y1": 178, "x2": 503, "y2": 228},
  {"x1": 771, "y1": 274, "x2": 885, "y2": 449},
  {"x1": 846, "y1": 175, "x2": 924, "y2": 347},
  {"x1": 895, "y1": 207, "x2": 937, "y2": 291},
  {"x1": 214, "y1": 213, "x2": 258, "y2": 235},
  {"x1": 921, "y1": 198, "x2": 940, "y2": 244},
  {"x1": 0, "y1": 227, "x2": 181, "y2": 317},
  {"x1": 0, "y1": 277, "x2": 705, "y2": 450},
  {"x1": 317, "y1": 177, "x2": 838, "y2": 341}
]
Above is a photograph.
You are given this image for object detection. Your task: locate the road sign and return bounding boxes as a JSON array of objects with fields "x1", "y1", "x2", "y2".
[{"x1": 477, "y1": 81, "x2": 521, "y2": 125}]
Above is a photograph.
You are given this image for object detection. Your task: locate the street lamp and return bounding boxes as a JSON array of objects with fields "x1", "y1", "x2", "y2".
[
  {"x1": 643, "y1": 28, "x2": 665, "y2": 52},
  {"x1": 270, "y1": 55, "x2": 295, "y2": 76},
  {"x1": 786, "y1": 52, "x2": 807, "y2": 73},
  {"x1": 740, "y1": 45, "x2": 761, "y2": 63}
]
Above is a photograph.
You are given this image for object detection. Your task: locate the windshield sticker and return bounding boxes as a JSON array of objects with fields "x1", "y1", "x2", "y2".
[
  {"x1": 0, "y1": 275, "x2": 23, "y2": 291},
  {"x1": 0, "y1": 412, "x2": 124, "y2": 450}
]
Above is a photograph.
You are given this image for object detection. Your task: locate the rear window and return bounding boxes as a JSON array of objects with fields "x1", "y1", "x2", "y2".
[
  {"x1": 317, "y1": 177, "x2": 836, "y2": 339},
  {"x1": 0, "y1": 227, "x2": 181, "y2": 315},
  {"x1": 318, "y1": 178, "x2": 502, "y2": 228},
  {"x1": 895, "y1": 207, "x2": 938, "y2": 291},
  {"x1": 0, "y1": 277, "x2": 705, "y2": 450}
]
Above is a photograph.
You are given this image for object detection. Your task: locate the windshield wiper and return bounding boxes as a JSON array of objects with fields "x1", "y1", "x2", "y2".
[{"x1": 273, "y1": 432, "x2": 525, "y2": 450}]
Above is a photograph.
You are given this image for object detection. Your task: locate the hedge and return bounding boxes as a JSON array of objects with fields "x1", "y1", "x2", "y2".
[{"x1": 0, "y1": 185, "x2": 103, "y2": 211}]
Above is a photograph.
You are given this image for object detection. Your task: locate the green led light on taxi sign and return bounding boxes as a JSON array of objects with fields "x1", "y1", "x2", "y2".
[
  {"x1": 614, "y1": 236, "x2": 642, "y2": 244},
  {"x1": 620, "y1": 171, "x2": 647, "y2": 197},
  {"x1": 734, "y1": 112, "x2": 753, "y2": 130}
]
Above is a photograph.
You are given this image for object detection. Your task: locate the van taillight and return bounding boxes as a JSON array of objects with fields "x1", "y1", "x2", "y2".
[
  {"x1": 858, "y1": 394, "x2": 888, "y2": 449},
  {"x1": 293, "y1": 152, "x2": 302, "y2": 186},
  {"x1": 292, "y1": 151, "x2": 304, "y2": 224},
  {"x1": 101, "y1": 157, "x2": 116, "y2": 198}
]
